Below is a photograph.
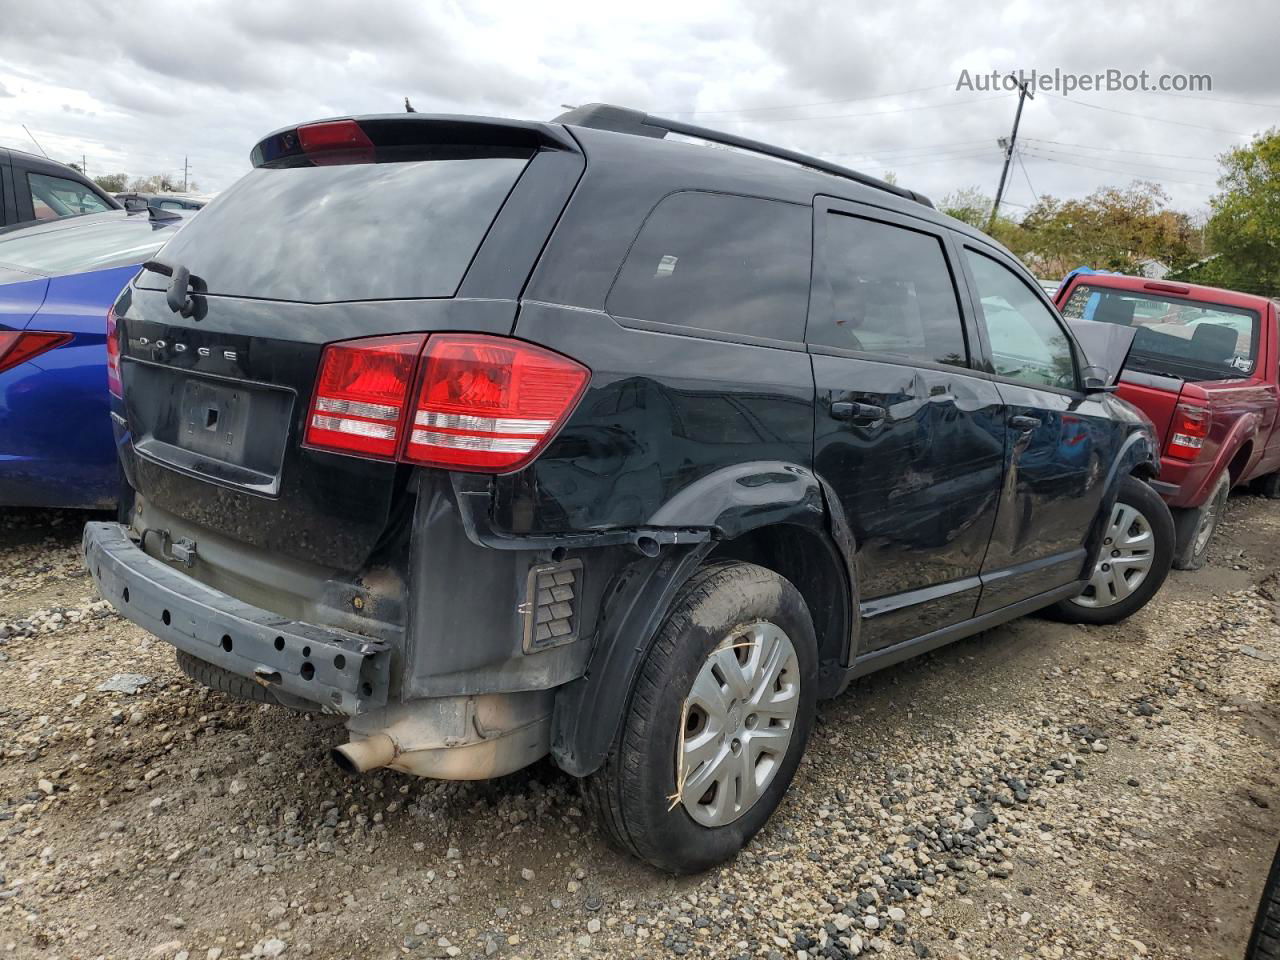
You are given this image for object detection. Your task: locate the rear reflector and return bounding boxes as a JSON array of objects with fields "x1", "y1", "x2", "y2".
[
  {"x1": 106, "y1": 306, "x2": 122, "y2": 396},
  {"x1": 404, "y1": 335, "x2": 590, "y2": 472},
  {"x1": 0, "y1": 329, "x2": 73, "y2": 376},
  {"x1": 303, "y1": 334, "x2": 426, "y2": 459},
  {"x1": 303, "y1": 333, "x2": 590, "y2": 473},
  {"x1": 297, "y1": 120, "x2": 375, "y2": 165},
  {"x1": 1167, "y1": 403, "x2": 1210, "y2": 460}
]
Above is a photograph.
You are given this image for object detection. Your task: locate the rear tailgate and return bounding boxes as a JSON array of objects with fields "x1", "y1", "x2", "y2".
[
  {"x1": 115, "y1": 116, "x2": 582, "y2": 572},
  {"x1": 1116, "y1": 369, "x2": 1184, "y2": 449}
]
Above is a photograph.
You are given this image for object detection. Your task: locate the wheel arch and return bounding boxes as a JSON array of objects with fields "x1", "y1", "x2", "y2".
[{"x1": 550, "y1": 461, "x2": 857, "y2": 777}]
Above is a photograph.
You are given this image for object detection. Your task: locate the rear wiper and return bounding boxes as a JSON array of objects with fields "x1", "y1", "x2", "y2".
[{"x1": 141, "y1": 260, "x2": 204, "y2": 318}]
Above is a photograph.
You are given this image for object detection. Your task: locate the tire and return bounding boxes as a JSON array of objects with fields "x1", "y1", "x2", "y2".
[
  {"x1": 582, "y1": 561, "x2": 818, "y2": 874},
  {"x1": 1254, "y1": 472, "x2": 1280, "y2": 500},
  {"x1": 175, "y1": 650, "x2": 318, "y2": 713},
  {"x1": 1248, "y1": 842, "x2": 1280, "y2": 960},
  {"x1": 1172, "y1": 472, "x2": 1230, "y2": 571},
  {"x1": 1049, "y1": 476, "x2": 1174, "y2": 625}
]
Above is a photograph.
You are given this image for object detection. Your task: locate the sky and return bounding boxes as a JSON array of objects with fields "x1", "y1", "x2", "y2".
[{"x1": 2, "y1": 0, "x2": 1278, "y2": 218}]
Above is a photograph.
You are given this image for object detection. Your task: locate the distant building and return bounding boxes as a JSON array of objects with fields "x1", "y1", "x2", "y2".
[{"x1": 1135, "y1": 258, "x2": 1171, "y2": 280}]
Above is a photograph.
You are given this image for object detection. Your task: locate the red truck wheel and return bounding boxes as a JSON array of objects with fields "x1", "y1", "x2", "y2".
[{"x1": 1172, "y1": 472, "x2": 1230, "y2": 570}]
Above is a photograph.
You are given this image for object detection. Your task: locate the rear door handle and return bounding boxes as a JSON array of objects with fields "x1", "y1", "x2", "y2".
[
  {"x1": 1010, "y1": 415, "x2": 1042, "y2": 431},
  {"x1": 830, "y1": 400, "x2": 887, "y2": 423}
]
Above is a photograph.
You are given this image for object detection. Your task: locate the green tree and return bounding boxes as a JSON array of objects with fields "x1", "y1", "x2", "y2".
[
  {"x1": 1203, "y1": 128, "x2": 1280, "y2": 297},
  {"x1": 93, "y1": 173, "x2": 129, "y2": 193}
]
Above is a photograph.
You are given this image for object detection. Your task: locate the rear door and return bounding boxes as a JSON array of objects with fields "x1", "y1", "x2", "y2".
[
  {"x1": 957, "y1": 243, "x2": 1119, "y2": 611},
  {"x1": 808, "y1": 199, "x2": 1005, "y2": 651}
]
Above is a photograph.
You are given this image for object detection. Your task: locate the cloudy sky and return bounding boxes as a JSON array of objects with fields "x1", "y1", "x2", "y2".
[{"x1": 2, "y1": 0, "x2": 1277, "y2": 217}]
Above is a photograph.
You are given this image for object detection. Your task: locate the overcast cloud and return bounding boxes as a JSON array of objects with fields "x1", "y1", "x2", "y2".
[{"x1": 1, "y1": 0, "x2": 1277, "y2": 215}]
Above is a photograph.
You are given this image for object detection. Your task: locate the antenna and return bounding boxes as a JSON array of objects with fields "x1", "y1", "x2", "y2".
[{"x1": 21, "y1": 124, "x2": 50, "y2": 158}]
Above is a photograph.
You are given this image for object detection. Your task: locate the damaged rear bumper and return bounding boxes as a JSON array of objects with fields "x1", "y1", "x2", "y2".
[{"x1": 83, "y1": 521, "x2": 390, "y2": 715}]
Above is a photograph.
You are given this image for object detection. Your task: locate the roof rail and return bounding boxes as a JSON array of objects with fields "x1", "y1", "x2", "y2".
[{"x1": 553, "y1": 103, "x2": 933, "y2": 208}]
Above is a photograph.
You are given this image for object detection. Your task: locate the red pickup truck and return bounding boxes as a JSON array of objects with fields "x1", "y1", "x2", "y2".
[{"x1": 1056, "y1": 274, "x2": 1280, "y2": 569}]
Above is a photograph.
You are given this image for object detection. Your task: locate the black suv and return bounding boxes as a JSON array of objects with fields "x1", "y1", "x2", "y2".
[
  {"x1": 85, "y1": 105, "x2": 1174, "y2": 873},
  {"x1": 0, "y1": 148, "x2": 121, "y2": 226}
]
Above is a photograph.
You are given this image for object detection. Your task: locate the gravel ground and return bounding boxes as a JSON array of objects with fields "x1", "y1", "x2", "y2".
[{"x1": 1, "y1": 496, "x2": 1278, "y2": 960}]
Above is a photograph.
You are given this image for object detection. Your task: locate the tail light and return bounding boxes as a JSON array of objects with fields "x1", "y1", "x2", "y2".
[
  {"x1": 1167, "y1": 403, "x2": 1210, "y2": 460},
  {"x1": 303, "y1": 334, "x2": 426, "y2": 459},
  {"x1": 297, "y1": 120, "x2": 375, "y2": 165},
  {"x1": 303, "y1": 333, "x2": 589, "y2": 473},
  {"x1": 0, "y1": 330, "x2": 73, "y2": 376},
  {"x1": 106, "y1": 306, "x2": 122, "y2": 396}
]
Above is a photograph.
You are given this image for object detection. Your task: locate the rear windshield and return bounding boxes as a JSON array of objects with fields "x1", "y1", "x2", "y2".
[
  {"x1": 1062, "y1": 284, "x2": 1260, "y2": 381},
  {"x1": 143, "y1": 156, "x2": 529, "y2": 303},
  {"x1": 0, "y1": 216, "x2": 175, "y2": 277}
]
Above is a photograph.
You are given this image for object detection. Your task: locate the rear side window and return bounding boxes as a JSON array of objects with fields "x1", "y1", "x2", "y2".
[
  {"x1": 810, "y1": 213, "x2": 968, "y2": 367},
  {"x1": 28, "y1": 173, "x2": 111, "y2": 220},
  {"x1": 144, "y1": 156, "x2": 529, "y2": 303},
  {"x1": 607, "y1": 192, "x2": 811, "y2": 342}
]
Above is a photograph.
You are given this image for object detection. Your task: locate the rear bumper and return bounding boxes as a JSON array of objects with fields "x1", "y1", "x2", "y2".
[
  {"x1": 1151, "y1": 455, "x2": 1217, "y2": 508},
  {"x1": 83, "y1": 522, "x2": 390, "y2": 715}
]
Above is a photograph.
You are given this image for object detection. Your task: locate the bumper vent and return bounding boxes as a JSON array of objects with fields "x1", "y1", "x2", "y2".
[{"x1": 523, "y1": 559, "x2": 583, "y2": 652}]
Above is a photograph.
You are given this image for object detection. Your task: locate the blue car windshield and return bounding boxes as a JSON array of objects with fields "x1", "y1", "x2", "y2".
[{"x1": 0, "y1": 216, "x2": 179, "y2": 277}]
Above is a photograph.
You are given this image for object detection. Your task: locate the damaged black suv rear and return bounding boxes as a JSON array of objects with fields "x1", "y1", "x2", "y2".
[{"x1": 87, "y1": 105, "x2": 1172, "y2": 873}]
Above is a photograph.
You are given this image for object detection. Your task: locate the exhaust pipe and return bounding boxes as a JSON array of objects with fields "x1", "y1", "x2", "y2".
[{"x1": 331, "y1": 733, "x2": 396, "y2": 774}]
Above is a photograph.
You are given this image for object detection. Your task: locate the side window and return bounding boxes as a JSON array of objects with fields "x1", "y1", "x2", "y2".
[
  {"x1": 965, "y1": 248, "x2": 1078, "y2": 389},
  {"x1": 607, "y1": 191, "x2": 811, "y2": 342},
  {"x1": 27, "y1": 173, "x2": 111, "y2": 220},
  {"x1": 810, "y1": 212, "x2": 968, "y2": 367}
]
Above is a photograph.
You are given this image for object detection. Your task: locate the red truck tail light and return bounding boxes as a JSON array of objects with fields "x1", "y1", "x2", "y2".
[
  {"x1": 1167, "y1": 403, "x2": 1210, "y2": 460},
  {"x1": 404, "y1": 335, "x2": 590, "y2": 472},
  {"x1": 304, "y1": 333, "x2": 590, "y2": 472},
  {"x1": 106, "y1": 306, "x2": 122, "y2": 396},
  {"x1": 304, "y1": 334, "x2": 427, "y2": 459},
  {"x1": 0, "y1": 329, "x2": 73, "y2": 376}
]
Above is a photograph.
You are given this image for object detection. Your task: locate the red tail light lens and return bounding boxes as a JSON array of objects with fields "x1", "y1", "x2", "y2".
[
  {"x1": 0, "y1": 330, "x2": 73, "y2": 376},
  {"x1": 303, "y1": 334, "x2": 426, "y2": 459},
  {"x1": 304, "y1": 333, "x2": 590, "y2": 472},
  {"x1": 297, "y1": 120, "x2": 375, "y2": 165},
  {"x1": 1167, "y1": 403, "x2": 1210, "y2": 460},
  {"x1": 106, "y1": 306, "x2": 122, "y2": 396},
  {"x1": 404, "y1": 335, "x2": 590, "y2": 472}
]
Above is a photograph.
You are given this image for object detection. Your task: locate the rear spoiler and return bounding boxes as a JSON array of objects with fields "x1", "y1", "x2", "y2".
[{"x1": 251, "y1": 114, "x2": 579, "y2": 168}]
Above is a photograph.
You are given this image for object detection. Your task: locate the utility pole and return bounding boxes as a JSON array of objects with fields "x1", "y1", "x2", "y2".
[
  {"x1": 82, "y1": 154, "x2": 87, "y2": 177},
  {"x1": 988, "y1": 75, "x2": 1034, "y2": 231},
  {"x1": 183, "y1": 156, "x2": 189, "y2": 192}
]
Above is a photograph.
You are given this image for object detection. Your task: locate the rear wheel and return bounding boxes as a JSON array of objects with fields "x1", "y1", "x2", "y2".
[
  {"x1": 1172, "y1": 472, "x2": 1230, "y2": 570},
  {"x1": 583, "y1": 561, "x2": 817, "y2": 874},
  {"x1": 1248, "y1": 842, "x2": 1280, "y2": 960},
  {"x1": 1049, "y1": 476, "x2": 1174, "y2": 625},
  {"x1": 1254, "y1": 471, "x2": 1280, "y2": 500}
]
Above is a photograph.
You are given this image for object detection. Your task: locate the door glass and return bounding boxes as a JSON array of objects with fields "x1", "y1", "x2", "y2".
[
  {"x1": 27, "y1": 173, "x2": 111, "y2": 220},
  {"x1": 965, "y1": 249, "x2": 1077, "y2": 389},
  {"x1": 811, "y1": 213, "x2": 969, "y2": 366},
  {"x1": 607, "y1": 191, "x2": 811, "y2": 342}
]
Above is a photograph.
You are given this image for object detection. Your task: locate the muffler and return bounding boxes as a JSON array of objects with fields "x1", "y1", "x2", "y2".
[{"x1": 331, "y1": 733, "x2": 395, "y2": 774}]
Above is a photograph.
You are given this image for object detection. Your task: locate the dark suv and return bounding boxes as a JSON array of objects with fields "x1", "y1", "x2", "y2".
[{"x1": 85, "y1": 105, "x2": 1174, "y2": 873}]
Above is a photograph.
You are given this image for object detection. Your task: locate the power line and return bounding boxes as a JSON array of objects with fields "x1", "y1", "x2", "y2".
[
  {"x1": 658, "y1": 82, "x2": 953, "y2": 116},
  {"x1": 1015, "y1": 148, "x2": 1039, "y2": 203},
  {"x1": 824, "y1": 138, "x2": 992, "y2": 159},
  {"x1": 1020, "y1": 137, "x2": 1219, "y2": 162},
  {"x1": 1143, "y1": 89, "x2": 1280, "y2": 110},
  {"x1": 1019, "y1": 150, "x2": 1218, "y2": 189},
  {"x1": 691, "y1": 93, "x2": 1012, "y2": 125},
  {"x1": 1018, "y1": 144, "x2": 1217, "y2": 177},
  {"x1": 1038, "y1": 92, "x2": 1255, "y2": 136}
]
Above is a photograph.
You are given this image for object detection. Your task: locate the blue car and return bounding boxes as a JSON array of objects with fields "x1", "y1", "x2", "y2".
[{"x1": 0, "y1": 210, "x2": 188, "y2": 508}]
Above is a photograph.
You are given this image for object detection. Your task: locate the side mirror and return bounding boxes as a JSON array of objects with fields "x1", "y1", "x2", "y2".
[
  {"x1": 1081, "y1": 365, "x2": 1117, "y2": 393},
  {"x1": 122, "y1": 197, "x2": 149, "y2": 212}
]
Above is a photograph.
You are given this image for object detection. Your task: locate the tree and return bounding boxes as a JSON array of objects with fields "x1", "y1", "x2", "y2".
[
  {"x1": 939, "y1": 186, "x2": 992, "y2": 228},
  {"x1": 1202, "y1": 128, "x2": 1280, "y2": 297},
  {"x1": 93, "y1": 173, "x2": 129, "y2": 193},
  {"x1": 1012, "y1": 181, "x2": 1201, "y2": 278},
  {"x1": 129, "y1": 173, "x2": 180, "y2": 193}
]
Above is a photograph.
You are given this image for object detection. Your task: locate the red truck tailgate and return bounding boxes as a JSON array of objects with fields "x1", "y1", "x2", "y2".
[{"x1": 1116, "y1": 371, "x2": 1184, "y2": 449}]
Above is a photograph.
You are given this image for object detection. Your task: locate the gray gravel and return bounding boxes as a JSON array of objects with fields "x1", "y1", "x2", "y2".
[{"x1": 0, "y1": 500, "x2": 1277, "y2": 959}]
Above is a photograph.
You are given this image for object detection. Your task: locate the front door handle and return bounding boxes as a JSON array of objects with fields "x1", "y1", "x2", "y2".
[
  {"x1": 1010, "y1": 415, "x2": 1042, "y2": 432},
  {"x1": 831, "y1": 400, "x2": 887, "y2": 423}
]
